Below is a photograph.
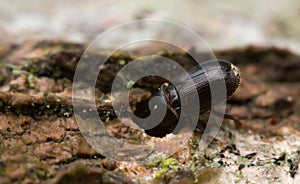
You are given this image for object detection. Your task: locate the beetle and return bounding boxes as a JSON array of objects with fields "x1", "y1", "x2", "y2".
[{"x1": 134, "y1": 60, "x2": 241, "y2": 137}]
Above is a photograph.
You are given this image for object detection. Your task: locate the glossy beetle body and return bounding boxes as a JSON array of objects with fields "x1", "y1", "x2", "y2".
[{"x1": 136, "y1": 60, "x2": 241, "y2": 137}]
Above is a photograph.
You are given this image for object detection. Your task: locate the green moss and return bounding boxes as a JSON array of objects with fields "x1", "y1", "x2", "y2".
[
  {"x1": 126, "y1": 80, "x2": 135, "y2": 89},
  {"x1": 25, "y1": 73, "x2": 37, "y2": 89},
  {"x1": 146, "y1": 154, "x2": 166, "y2": 168},
  {"x1": 154, "y1": 158, "x2": 180, "y2": 179},
  {"x1": 154, "y1": 168, "x2": 169, "y2": 179},
  {"x1": 161, "y1": 158, "x2": 179, "y2": 169},
  {"x1": 118, "y1": 59, "x2": 126, "y2": 66},
  {"x1": 146, "y1": 154, "x2": 182, "y2": 179}
]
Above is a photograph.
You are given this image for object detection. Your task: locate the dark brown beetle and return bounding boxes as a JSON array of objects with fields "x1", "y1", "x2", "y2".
[{"x1": 134, "y1": 60, "x2": 241, "y2": 137}]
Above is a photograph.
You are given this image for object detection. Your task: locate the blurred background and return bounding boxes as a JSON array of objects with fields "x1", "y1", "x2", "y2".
[{"x1": 0, "y1": 0, "x2": 300, "y2": 53}]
